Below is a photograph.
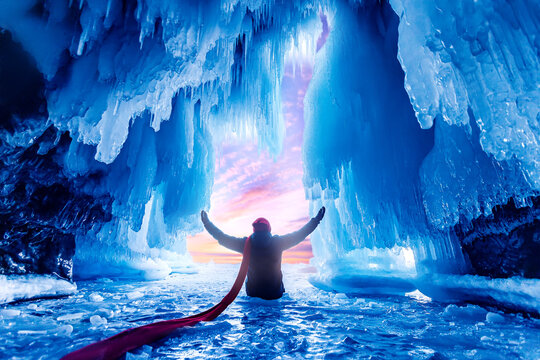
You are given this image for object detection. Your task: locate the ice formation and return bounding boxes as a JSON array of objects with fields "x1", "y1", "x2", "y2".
[
  {"x1": 0, "y1": 0, "x2": 538, "y2": 307},
  {"x1": 0, "y1": 0, "x2": 323, "y2": 279},
  {"x1": 0, "y1": 275, "x2": 77, "y2": 304},
  {"x1": 303, "y1": 0, "x2": 539, "y2": 285}
]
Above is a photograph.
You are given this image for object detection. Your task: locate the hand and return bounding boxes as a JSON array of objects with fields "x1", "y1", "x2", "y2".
[
  {"x1": 201, "y1": 210, "x2": 209, "y2": 224},
  {"x1": 315, "y1": 206, "x2": 325, "y2": 221}
]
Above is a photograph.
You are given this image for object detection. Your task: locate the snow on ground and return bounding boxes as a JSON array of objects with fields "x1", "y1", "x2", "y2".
[
  {"x1": 0, "y1": 264, "x2": 539, "y2": 359},
  {"x1": 0, "y1": 275, "x2": 77, "y2": 304}
]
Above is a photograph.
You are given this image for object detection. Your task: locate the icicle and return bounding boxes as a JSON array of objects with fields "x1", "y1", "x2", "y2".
[
  {"x1": 113, "y1": 98, "x2": 120, "y2": 116},
  {"x1": 106, "y1": 0, "x2": 112, "y2": 20},
  {"x1": 77, "y1": 30, "x2": 87, "y2": 56}
]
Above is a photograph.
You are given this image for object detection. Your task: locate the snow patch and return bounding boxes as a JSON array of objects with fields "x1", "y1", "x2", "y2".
[{"x1": 0, "y1": 275, "x2": 76, "y2": 304}]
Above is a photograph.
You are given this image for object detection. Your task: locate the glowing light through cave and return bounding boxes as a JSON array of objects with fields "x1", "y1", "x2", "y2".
[
  {"x1": 187, "y1": 14, "x2": 329, "y2": 264},
  {"x1": 187, "y1": 62, "x2": 314, "y2": 264}
]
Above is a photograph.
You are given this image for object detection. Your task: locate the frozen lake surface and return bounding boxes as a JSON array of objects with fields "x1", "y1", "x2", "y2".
[{"x1": 1, "y1": 264, "x2": 539, "y2": 359}]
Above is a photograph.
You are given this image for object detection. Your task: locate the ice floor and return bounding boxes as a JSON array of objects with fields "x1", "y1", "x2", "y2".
[{"x1": 1, "y1": 264, "x2": 539, "y2": 360}]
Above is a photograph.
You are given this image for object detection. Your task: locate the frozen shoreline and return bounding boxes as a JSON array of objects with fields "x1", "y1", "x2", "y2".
[
  {"x1": 3, "y1": 265, "x2": 539, "y2": 317},
  {"x1": 0, "y1": 275, "x2": 77, "y2": 305},
  {"x1": 309, "y1": 266, "x2": 540, "y2": 316},
  {"x1": 417, "y1": 274, "x2": 540, "y2": 316},
  {"x1": 0, "y1": 264, "x2": 539, "y2": 359}
]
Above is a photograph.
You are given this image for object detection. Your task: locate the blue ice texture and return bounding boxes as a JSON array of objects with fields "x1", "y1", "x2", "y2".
[
  {"x1": 2, "y1": 265, "x2": 540, "y2": 359},
  {"x1": 0, "y1": 0, "x2": 538, "y2": 308},
  {"x1": 0, "y1": 0, "x2": 322, "y2": 280},
  {"x1": 303, "y1": 0, "x2": 539, "y2": 299}
]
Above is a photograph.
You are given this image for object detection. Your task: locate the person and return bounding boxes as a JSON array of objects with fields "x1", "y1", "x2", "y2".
[{"x1": 200, "y1": 207, "x2": 326, "y2": 300}]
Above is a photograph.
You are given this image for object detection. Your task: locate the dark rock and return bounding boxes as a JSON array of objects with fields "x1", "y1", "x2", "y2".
[
  {"x1": 0, "y1": 29, "x2": 112, "y2": 280},
  {"x1": 453, "y1": 196, "x2": 540, "y2": 278}
]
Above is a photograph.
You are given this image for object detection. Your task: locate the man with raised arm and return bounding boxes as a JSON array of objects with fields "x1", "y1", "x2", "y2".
[{"x1": 200, "y1": 207, "x2": 326, "y2": 300}]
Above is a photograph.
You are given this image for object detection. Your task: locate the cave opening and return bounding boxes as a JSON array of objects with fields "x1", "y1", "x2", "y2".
[
  {"x1": 0, "y1": 0, "x2": 536, "y2": 304},
  {"x1": 1, "y1": 1, "x2": 540, "y2": 357}
]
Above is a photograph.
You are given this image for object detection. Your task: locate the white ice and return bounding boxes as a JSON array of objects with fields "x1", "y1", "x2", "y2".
[{"x1": 0, "y1": 275, "x2": 76, "y2": 305}]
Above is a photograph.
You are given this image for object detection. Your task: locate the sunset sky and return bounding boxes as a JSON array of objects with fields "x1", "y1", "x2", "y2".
[{"x1": 187, "y1": 62, "x2": 315, "y2": 263}]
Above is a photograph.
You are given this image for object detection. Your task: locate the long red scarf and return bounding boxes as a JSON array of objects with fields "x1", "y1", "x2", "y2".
[{"x1": 61, "y1": 237, "x2": 251, "y2": 360}]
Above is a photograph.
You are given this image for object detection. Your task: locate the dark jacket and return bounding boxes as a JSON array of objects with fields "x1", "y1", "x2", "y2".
[{"x1": 202, "y1": 217, "x2": 322, "y2": 300}]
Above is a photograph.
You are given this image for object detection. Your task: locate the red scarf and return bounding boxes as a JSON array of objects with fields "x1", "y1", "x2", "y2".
[{"x1": 61, "y1": 237, "x2": 251, "y2": 360}]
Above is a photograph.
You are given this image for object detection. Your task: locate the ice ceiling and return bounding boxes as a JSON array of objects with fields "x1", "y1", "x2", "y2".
[{"x1": 0, "y1": 0, "x2": 538, "y2": 284}]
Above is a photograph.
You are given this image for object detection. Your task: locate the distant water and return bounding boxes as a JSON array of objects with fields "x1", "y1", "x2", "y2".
[{"x1": 1, "y1": 264, "x2": 539, "y2": 359}]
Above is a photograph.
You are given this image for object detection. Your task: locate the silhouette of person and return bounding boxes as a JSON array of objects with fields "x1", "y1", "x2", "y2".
[{"x1": 201, "y1": 207, "x2": 325, "y2": 300}]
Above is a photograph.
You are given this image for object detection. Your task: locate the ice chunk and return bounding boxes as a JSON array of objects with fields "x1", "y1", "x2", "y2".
[
  {"x1": 89, "y1": 293, "x2": 104, "y2": 302},
  {"x1": 18, "y1": 330, "x2": 47, "y2": 335},
  {"x1": 0, "y1": 275, "x2": 76, "y2": 304},
  {"x1": 486, "y1": 312, "x2": 505, "y2": 324},
  {"x1": 417, "y1": 274, "x2": 540, "y2": 315},
  {"x1": 140, "y1": 345, "x2": 153, "y2": 354},
  {"x1": 126, "y1": 344, "x2": 153, "y2": 359},
  {"x1": 95, "y1": 308, "x2": 115, "y2": 318},
  {"x1": 442, "y1": 304, "x2": 487, "y2": 321},
  {"x1": 90, "y1": 315, "x2": 108, "y2": 326},
  {"x1": 125, "y1": 353, "x2": 150, "y2": 360},
  {"x1": 55, "y1": 325, "x2": 74, "y2": 337},
  {"x1": 0, "y1": 309, "x2": 21, "y2": 318},
  {"x1": 57, "y1": 313, "x2": 85, "y2": 322}
]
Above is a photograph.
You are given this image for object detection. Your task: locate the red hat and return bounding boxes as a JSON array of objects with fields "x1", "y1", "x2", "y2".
[{"x1": 252, "y1": 217, "x2": 271, "y2": 232}]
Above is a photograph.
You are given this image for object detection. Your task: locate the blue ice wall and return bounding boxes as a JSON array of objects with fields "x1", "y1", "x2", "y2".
[
  {"x1": 304, "y1": 1, "x2": 442, "y2": 275},
  {"x1": 304, "y1": 0, "x2": 539, "y2": 281},
  {"x1": 393, "y1": 0, "x2": 540, "y2": 225}
]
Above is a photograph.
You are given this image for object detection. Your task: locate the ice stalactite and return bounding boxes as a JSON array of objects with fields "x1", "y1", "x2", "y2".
[
  {"x1": 0, "y1": 0, "x2": 322, "y2": 281},
  {"x1": 304, "y1": 1, "x2": 443, "y2": 287},
  {"x1": 394, "y1": 0, "x2": 539, "y2": 280},
  {"x1": 303, "y1": 0, "x2": 539, "y2": 294}
]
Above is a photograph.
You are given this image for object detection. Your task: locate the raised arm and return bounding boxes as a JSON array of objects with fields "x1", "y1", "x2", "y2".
[
  {"x1": 201, "y1": 211, "x2": 246, "y2": 253},
  {"x1": 279, "y1": 207, "x2": 325, "y2": 251}
]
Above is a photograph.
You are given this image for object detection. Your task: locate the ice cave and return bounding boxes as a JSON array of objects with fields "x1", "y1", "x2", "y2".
[{"x1": 0, "y1": 0, "x2": 539, "y2": 359}]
